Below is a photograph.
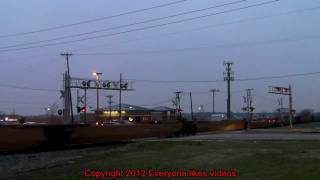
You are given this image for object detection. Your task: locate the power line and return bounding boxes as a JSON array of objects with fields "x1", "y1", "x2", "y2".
[
  {"x1": 0, "y1": 0, "x2": 281, "y2": 52},
  {"x1": 0, "y1": 100, "x2": 51, "y2": 105},
  {"x1": 128, "y1": 79, "x2": 223, "y2": 83},
  {"x1": 0, "y1": 0, "x2": 246, "y2": 49},
  {"x1": 126, "y1": 71, "x2": 320, "y2": 84},
  {"x1": 236, "y1": 71, "x2": 320, "y2": 81},
  {"x1": 0, "y1": 0, "x2": 189, "y2": 39},
  {"x1": 73, "y1": 5, "x2": 320, "y2": 52},
  {"x1": 75, "y1": 34, "x2": 320, "y2": 56},
  {"x1": 0, "y1": 71, "x2": 318, "y2": 93},
  {"x1": 0, "y1": 83, "x2": 59, "y2": 92}
]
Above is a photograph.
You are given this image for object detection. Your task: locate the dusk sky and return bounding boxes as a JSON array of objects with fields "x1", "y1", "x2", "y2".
[{"x1": 1, "y1": 0, "x2": 320, "y2": 115}]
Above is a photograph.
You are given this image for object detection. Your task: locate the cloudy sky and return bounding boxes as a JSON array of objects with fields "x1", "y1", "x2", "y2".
[{"x1": 0, "y1": 0, "x2": 320, "y2": 115}]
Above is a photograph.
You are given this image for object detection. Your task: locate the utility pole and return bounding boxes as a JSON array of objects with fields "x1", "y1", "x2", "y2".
[
  {"x1": 209, "y1": 89, "x2": 220, "y2": 114},
  {"x1": 60, "y1": 53, "x2": 74, "y2": 123},
  {"x1": 119, "y1": 73, "x2": 122, "y2": 120},
  {"x1": 245, "y1": 89, "x2": 254, "y2": 130},
  {"x1": 278, "y1": 97, "x2": 283, "y2": 126},
  {"x1": 106, "y1": 95, "x2": 114, "y2": 122},
  {"x1": 62, "y1": 72, "x2": 70, "y2": 123},
  {"x1": 92, "y1": 72, "x2": 102, "y2": 114},
  {"x1": 223, "y1": 62, "x2": 234, "y2": 120},
  {"x1": 174, "y1": 91, "x2": 183, "y2": 118},
  {"x1": 84, "y1": 88, "x2": 87, "y2": 123},
  {"x1": 288, "y1": 84, "x2": 293, "y2": 128},
  {"x1": 189, "y1": 92, "x2": 194, "y2": 121},
  {"x1": 76, "y1": 89, "x2": 80, "y2": 120}
]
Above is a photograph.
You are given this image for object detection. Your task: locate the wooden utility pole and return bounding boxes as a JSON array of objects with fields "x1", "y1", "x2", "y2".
[
  {"x1": 189, "y1": 92, "x2": 194, "y2": 121},
  {"x1": 61, "y1": 53, "x2": 74, "y2": 123},
  {"x1": 119, "y1": 73, "x2": 122, "y2": 120},
  {"x1": 289, "y1": 84, "x2": 293, "y2": 128}
]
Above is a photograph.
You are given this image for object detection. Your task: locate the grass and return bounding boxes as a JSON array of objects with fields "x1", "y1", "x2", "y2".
[
  {"x1": 13, "y1": 140, "x2": 320, "y2": 180},
  {"x1": 292, "y1": 122, "x2": 320, "y2": 128}
]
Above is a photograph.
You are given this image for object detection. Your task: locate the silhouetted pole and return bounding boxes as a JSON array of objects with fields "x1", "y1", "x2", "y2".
[
  {"x1": 84, "y1": 88, "x2": 87, "y2": 122},
  {"x1": 174, "y1": 91, "x2": 183, "y2": 118},
  {"x1": 210, "y1": 89, "x2": 220, "y2": 114},
  {"x1": 76, "y1": 90, "x2": 80, "y2": 118},
  {"x1": 61, "y1": 53, "x2": 74, "y2": 123},
  {"x1": 93, "y1": 72, "x2": 102, "y2": 114},
  {"x1": 106, "y1": 95, "x2": 114, "y2": 122},
  {"x1": 119, "y1": 73, "x2": 122, "y2": 120},
  {"x1": 246, "y1": 89, "x2": 253, "y2": 130},
  {"x1": 277, "y1": 97, "x2": 283, "y2": 126},
  {"x1": 189, "y1": 92, "x2": 194, "y2": 121},
  {"x1": 289, "y1": 84, "x2": 293, "y2": 128},
  {"x1": 223, "y1": 62, "x2": 234, "y2": 120}
]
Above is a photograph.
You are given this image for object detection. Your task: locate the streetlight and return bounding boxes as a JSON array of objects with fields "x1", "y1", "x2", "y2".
[
  {"x1": 92, "y1": 72, "x2": 102, "y2": 114},
  {"x1": 46, "y1": 107, "x2": 51, "y2": 122}
]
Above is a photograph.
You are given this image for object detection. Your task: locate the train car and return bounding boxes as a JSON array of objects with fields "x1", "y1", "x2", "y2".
[
  {"x1": 0, "y1": 120, "x2": 184, "y2": 153},
  {"x1": 0, "y1": 118, "x2": 266, "y2": 153}
]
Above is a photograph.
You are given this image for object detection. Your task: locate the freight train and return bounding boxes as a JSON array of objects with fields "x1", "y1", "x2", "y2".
[
  {"x1": 0, "y1": 115, "x2": 314, "y2": 153},
  {"x1": 0, "y1": 117, "x2": 245, "y2": 153}
]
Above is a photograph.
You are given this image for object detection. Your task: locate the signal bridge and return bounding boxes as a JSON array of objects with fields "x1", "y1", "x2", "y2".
[{"x1": 69, "y1": 77, "x2": 134, "y2": 91}]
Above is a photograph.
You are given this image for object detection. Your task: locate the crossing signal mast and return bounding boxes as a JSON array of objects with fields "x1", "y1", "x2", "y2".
[
  {"x1": 242, "y1": 89, "x2": 254, "y2": 130},
  {"x1": 174, "y1": 91, "x2": 183, "y2": 118},
  {"x1": 60, "y1": 53, "x2": 134, "y2": 124},
  {"x1": 209, "y1": 89, "x2": 220, "y2": 114},
  {"x1": 63, "y1": 75, "x2": 133, "y2": 123},
  {"x1": 268, "y1": 85, "x2": 294, "y2": 128}
]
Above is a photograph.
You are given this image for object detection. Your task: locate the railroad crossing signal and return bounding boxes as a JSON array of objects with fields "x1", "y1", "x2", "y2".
[
  {"x1": 77, "y1": 106, "x2": 87, "y2": 113},
  {"x1": 69, "y1": 77, "x2": 133, "y2": 91},
  {"x1": 268, "y1": 86, "x2": 289, "y2": 95},
  {"x1": 268, "y1": 84, "x2": 294, "y2": 128},
  {"x1": 242, "y1": 107, "x2": 255, "y2": 112},
  {"x1": 58, "y1": 109, "x2": 63, "y2": 115},
  {"x1": 59, "y1": 90, "x2": 65, "y2": 99}
]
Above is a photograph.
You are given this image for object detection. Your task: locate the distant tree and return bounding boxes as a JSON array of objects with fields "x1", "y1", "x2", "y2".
[
  {"x1": 298, "y1": 109, "x2": 314, "y2": 122},
  {"x1": 299, "y1": 109, "x2": 314, "y2": 117},
  {"x1": 19, "y1": 117, "x2": 26, "y2": 124}
]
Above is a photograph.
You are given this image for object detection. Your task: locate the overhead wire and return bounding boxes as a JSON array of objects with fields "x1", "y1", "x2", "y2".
[
  {"x1": 0, "y1": 0, "x2": 246, "y2": 49},
  {"x1": 127, "y1": 71, "x2": 320, "y2": 83},
  {"x1": 0, "y1": 0, "x2": 189, "y2": 38},
  {"x1": 73, "y1": 5, "x2": 320, "y2": 52},
  {"x1": 0, "y1": 100, "x2": 52, "y2": 105},
  {"x1": 0, "y1": 83, "x2": 59, "y2": 92},
  {"x1": 0, "y1": 0, "x2": 281, "y2": 52},
  {"x1": 0, "y1": 71, "x2": 319, "y2": 92},
  {"x1": 75, "y1": 34, "x2": 320, "y2": 56}
]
